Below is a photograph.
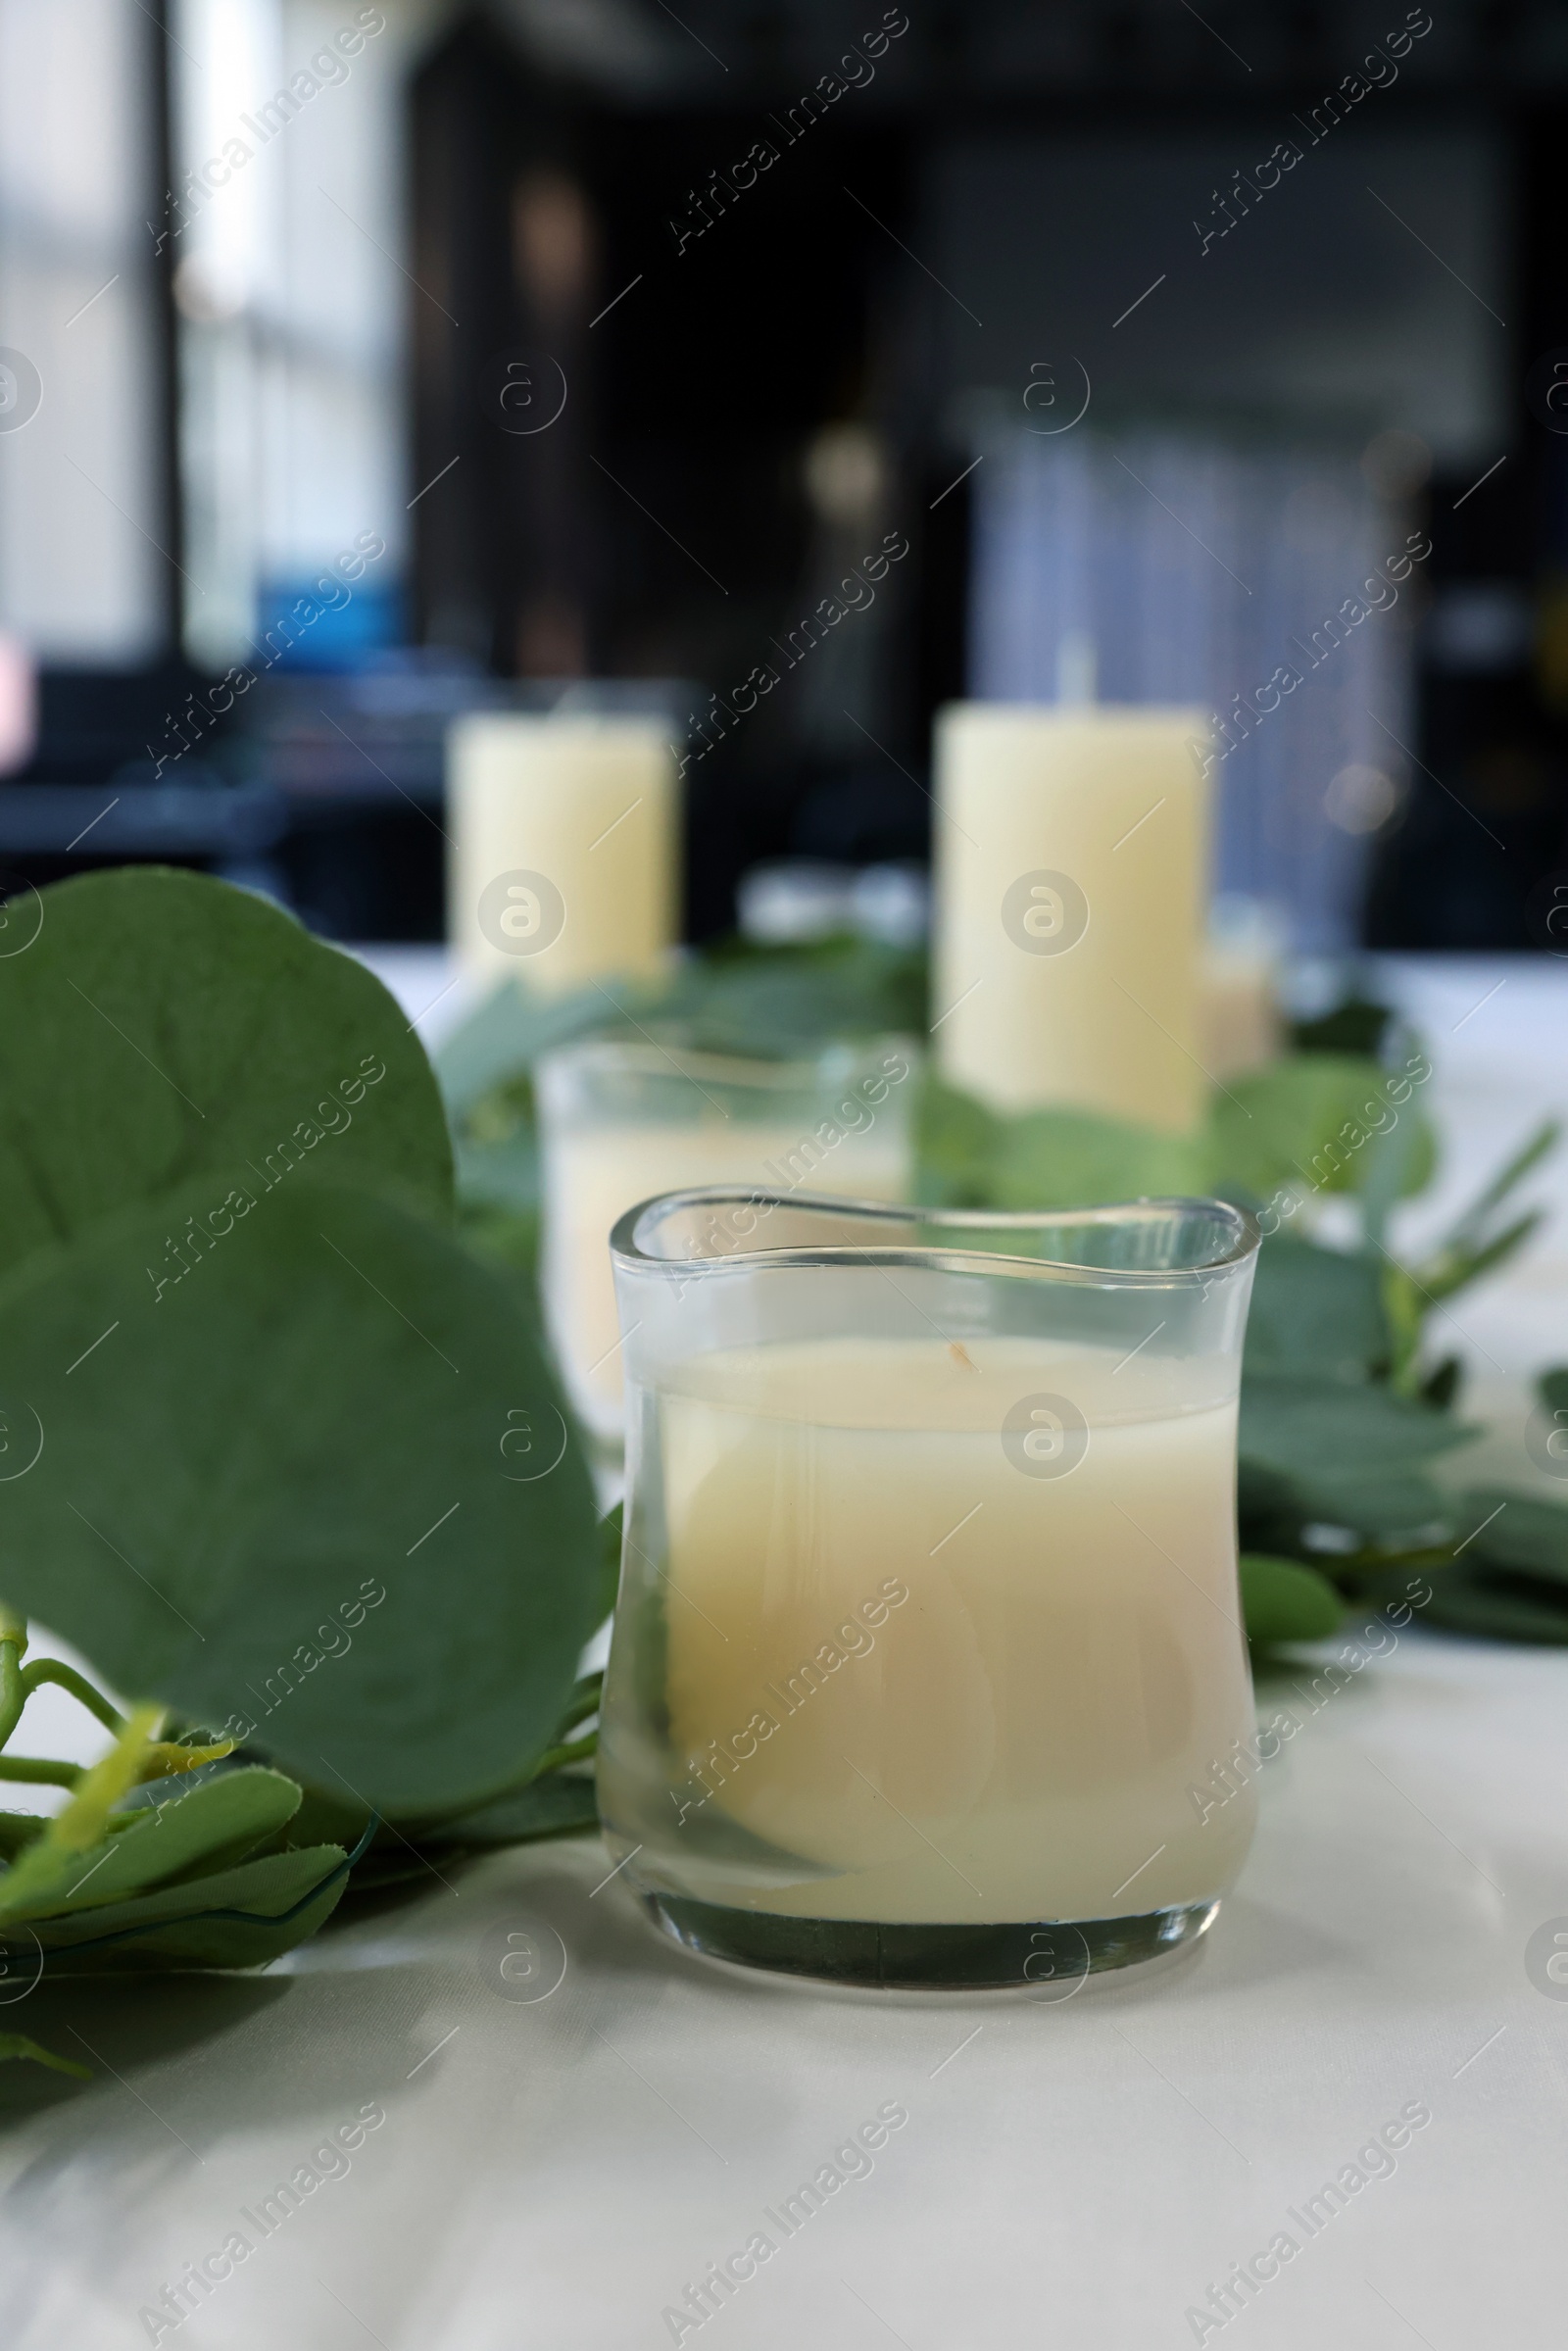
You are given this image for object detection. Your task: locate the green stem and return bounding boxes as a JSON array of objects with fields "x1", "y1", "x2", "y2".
[
  {"x1": 0, "y1": 1756, "x2": 83, "y2": 1788},
  {"x1": 20, "y1": 1660, "x2": 126, "y2": 1737},
  {"x1": 554, "y1": 1673, "x2": 603, "y2": 1740},
  {"x1": 0, "y1": 1643, "x2": 25, "y2": 1753},
  {"x1": 530, "y1": 1731, "x2": 598, "y2": 1778}
]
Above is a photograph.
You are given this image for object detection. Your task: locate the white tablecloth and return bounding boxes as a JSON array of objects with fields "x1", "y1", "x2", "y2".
[{"x1": 3, "y1": 952, "x2": 1565, "y2": 2347}]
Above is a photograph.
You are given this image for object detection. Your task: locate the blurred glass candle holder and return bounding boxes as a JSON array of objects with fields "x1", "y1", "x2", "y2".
[
  {"x1": 535, "y1": 1037, "x2": 915, "y2": 1448},
  {"x1": 597, "y1": 1191, "x2": 1262, "y2": 1989}
]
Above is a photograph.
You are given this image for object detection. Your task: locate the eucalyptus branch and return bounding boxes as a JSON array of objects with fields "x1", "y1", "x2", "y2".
[
  {"x1": 513, "y1": 1676, "x2": 603, "y2": 1784},
  {"x1": 0, "y1": 1755, "x2": 83, "y2": 1788},
  {"x1": 20, "y1": 1660, "x2": 127, "y2": 1737},
  {"x1": 554, "y1": 1672, "x2": 603, "y2": 1740},
  {"x1": 0, "y1": 1641, "x2": 26, "y2": 1754},
  {"x1": 529, "y1": 1731, "x2": 598, "y2": 1778}
]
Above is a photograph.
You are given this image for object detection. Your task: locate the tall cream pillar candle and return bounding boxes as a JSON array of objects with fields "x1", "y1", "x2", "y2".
[
  {"x1": 932, "y1": 704, "x2": 1211, "y2": 1131},
  {"x1": 448, "y1": 714, "x2": 678, "y2": 992}
]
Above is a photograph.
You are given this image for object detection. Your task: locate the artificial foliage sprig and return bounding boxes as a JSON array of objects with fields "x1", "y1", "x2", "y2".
[
  {"x1": 0, "y1": 1617, "x2": 237, "y2": 1788},
  {"x1": 0, "y1": 1635, "x2": 355, "y2": 2076},
  {"x1": 0, "y1": 870, "x2": 608, "y2": 2066},
  {"x1": 0, "y1": 1614, "x2": 239, "y2": 1791}
]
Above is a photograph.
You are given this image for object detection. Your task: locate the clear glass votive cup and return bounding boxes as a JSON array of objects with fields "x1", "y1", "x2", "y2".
[
  {"x1": 535, "y1": 1037, "x2": 915, "y2": 1449},
  {"x1": 597, "y1": 1192, "x2": 1262, "y2": 1990}
]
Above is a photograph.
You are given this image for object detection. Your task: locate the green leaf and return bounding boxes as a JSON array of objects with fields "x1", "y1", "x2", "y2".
[
  {"x1": 0, "y1": 1178, "x2": 603, "y2": 1820},
  {"x1": 13, "y1": 1842, "x2": 351, "y2": 1973},
  {"x1": 1430, "y1": 1118, "x2": 1561, "y2": 1262},
  {"x1": 1289, "y1": 997, "x2": 1396, "y2": 1058},
  {"x1": 1241, "y1": 1463, "x2": 1442, "y2": 1543},
  {"x1": 656, "y1": 936, "x2": 926, "y2": 1059},
  {"x1": 273, "y1": 1785, "x2": 370, "y2": 1851},
  {"x1": 0, "y1": 2033, "x2": 90, "y2": 2080},
  {"x1": 1240, "y1": 1554, "x2": 1345, "y2": 1643},
  {"x1": 1357, "y1": 1107, "x2": 1438, "y2": 1252},
  {"x1": 1244, "y1": 1236, "x2": 1390, "y2": 1381},
  {"x1": 457, "y1": 1201, "x2": 541, "y2": 1280},
  {"x1": 454, "y1": 1123, "x2": 540, "y2": 1216},
  {"x1": 436, "y1": 939, "x2": 928, "y2": 1115},
  {"x1": 0, "y1": 1768, "x2": 303, "y2": 1925},
  {"x1": 0, "y1": 1706, "x2": 161, "y2": 1922},
  {"x1": 0, "y1": 868, "x2": 453, "y2": 1289},
  {"x1": 1403, "y1": 1118, "x2": 1560, "y2": 1314},
  {"x1": 1540, "y1": 1367, "x2": 1568, "y2": 1419},
  {"x1": 1380, "y1": 1262, "x2": 1429, "y2": 1397},
  {"x1": 425, "y1": 1772, "x2": 599, "y2": 1847},
  {"x1": 990, "y1": 1105, "x2": 1203, "y2": 1214},
  {"x1": 1240, "y1": 1371, "x2": 1474, "y2": 1537},
  {"x1": 0, "y1": 1813, "x2": 47, "y2": 1863},
  {"x1": 1416, "y1": 1568, "x2": 1568, "y2": 1645},
  {"x1": 1454, "y1": 1490, "x2": 1568, "y2": 1585},
  {"x1": 1206, "y1": 1055, "x2": 1419, "y2": 1202},
  {"x1": 1410, "y1": 1210, "x2": 1545, "y2": 1309},
  {"x1": 913, "y1": 1076, "x2": 1004, "y2": 1207},
  {"x1": 433, "y1": 975, "x2": 614, "y2": 1121}
]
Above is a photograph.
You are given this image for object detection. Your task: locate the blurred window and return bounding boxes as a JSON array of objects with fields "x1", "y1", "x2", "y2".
[
  {"x1": 170, "y1": 0, "x2": 410, "y2": 668},
  {"x1": 0, "y1": 0, "x2": 166, "y2": 661}
]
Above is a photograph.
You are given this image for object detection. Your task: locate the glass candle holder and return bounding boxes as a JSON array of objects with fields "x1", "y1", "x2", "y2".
[
  {"x1": 598, "y1": 1192, "x2": 1262, "y2": 1990},
  {"x1": 535, "y1": 1038, "x2": 915, "y2": 1448}
]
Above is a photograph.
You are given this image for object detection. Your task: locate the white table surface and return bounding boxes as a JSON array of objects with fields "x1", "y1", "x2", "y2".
[{"x1": 4, "y1": 951, "x2": 1566, "y2": 2348}]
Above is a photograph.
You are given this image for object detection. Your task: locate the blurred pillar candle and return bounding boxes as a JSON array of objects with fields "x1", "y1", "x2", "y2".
[
  {"x1": 1200, "y1": 941, "x2": 1282, "y2": 1082},
  {"x1": 932, "y1": 705, "x2": 1211, "y2": 1132},
  {"x1": 448, "y1": 714, "x2": 678, "y2": 992}
]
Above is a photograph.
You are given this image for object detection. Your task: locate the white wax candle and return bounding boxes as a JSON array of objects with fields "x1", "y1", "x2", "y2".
[
  {"x1": 599, "y1": 1334, "x2": 1256, "y2": 1925},
  {"x1": 448, "y1": 714, "x2": 678, "y2": 992},
  {"x1": 1200, "y1": 939, "x2": 1282, "y2": 1081},
  {"x1": 543, "y1": 1121, "x2": 908, "y2": 1444},
  {"x1": 932, "y1": 704, "x2": 1211, "y2": 1130}
]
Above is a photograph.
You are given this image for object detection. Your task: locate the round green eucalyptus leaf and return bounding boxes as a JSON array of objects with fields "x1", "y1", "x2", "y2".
[
  {"x1": 0, "y1": 1179, "x2": 600, "y2": 1818},
  {"x1": 1240, "y1": 1553, "x2": 1345, "y2": 1645},
  {"x1": 992, "y1": 1104, "x2": 1203, "y2": 1213},
  {"x1": 0, "y1": 866, "x2": 453, "y2": 1286},
  {"x1": 1206, "y1": 1054, "x2": 1421, "y2": 1202}
]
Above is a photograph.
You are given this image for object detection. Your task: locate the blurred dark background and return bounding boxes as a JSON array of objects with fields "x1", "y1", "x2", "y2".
[{"x1": 2, "y1": 0, "x2": 1567, "y2": 949}]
